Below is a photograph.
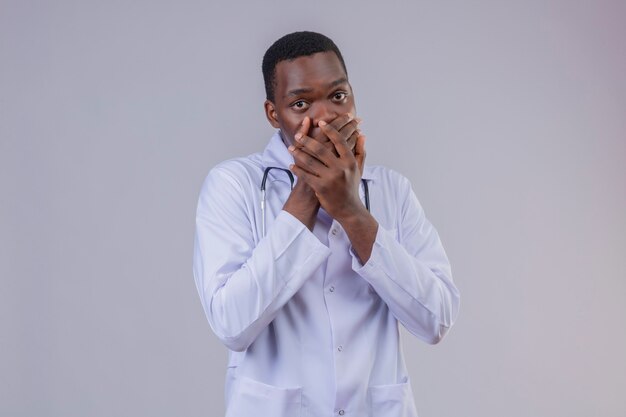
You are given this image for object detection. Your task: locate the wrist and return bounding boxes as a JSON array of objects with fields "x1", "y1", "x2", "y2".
[
  {"x1": 283, "y1": 180, "x2": 320, "y2": 231},
  {"x1": 337, "y1": 207, "x2": 378, "y2": 264},
  {"x1": 336, "y1": 205, "x2": 371, "y2": 229},
  {"x1": 292, "y1": 181, "x2": 319, "y2": 204}
]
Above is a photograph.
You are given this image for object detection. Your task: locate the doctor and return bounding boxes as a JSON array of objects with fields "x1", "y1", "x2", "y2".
[{"x1": 193, "y1": 31, "x2": 460, "y2": 417}]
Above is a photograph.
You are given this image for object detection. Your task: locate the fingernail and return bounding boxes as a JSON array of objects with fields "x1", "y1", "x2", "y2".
[
  {"x1": 356, "y1": 117, "x2": 363, "y2": 123},
  {"x1": 288, "y1": 145, "x2": 295, "y2": 152},
  {"x1": 295, "y1": 132, "x2": 302, "y2": 140},
  {"x1": 347, "y1": 112, "x2": 353, "y2": 119},
  {"x1": 318, "y1": 120, "x2": 327, "y2": 127}
]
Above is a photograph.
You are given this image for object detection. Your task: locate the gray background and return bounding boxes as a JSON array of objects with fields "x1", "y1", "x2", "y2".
[{"x1": 1, "y1": 1, "x2": 625, "y2": 416}]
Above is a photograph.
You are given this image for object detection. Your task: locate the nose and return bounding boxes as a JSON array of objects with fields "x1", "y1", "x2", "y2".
[{"x1": 310, "y1": 103, "x2": 337, "y2": 128}]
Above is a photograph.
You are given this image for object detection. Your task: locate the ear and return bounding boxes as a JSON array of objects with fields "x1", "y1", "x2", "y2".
[{"x1": 264, "y1": 100, "x2": 280, "y2": 128}]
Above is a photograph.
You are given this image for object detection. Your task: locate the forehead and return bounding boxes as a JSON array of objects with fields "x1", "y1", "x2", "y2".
[{"x1": 274, "y1": 52, "x2": 347, "y2": 97}]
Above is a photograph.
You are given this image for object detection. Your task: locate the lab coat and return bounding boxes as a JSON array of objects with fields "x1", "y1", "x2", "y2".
[{"x1": 193, "y1": 131, "x2": 460, "y2": 417}]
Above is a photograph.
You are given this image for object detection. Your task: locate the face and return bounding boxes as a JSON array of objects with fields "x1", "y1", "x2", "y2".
[{"x1": 264, "y1": 51, "x2": 356, "y2": 146}]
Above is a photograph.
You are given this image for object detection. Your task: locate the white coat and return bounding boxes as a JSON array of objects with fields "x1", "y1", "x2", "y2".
[{"x1": 193, "y1": 131, "x2": 460, "y2": 417}]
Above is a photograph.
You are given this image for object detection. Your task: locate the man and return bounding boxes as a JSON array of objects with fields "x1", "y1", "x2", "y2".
[{"x1": 193, "y1": 31, "x2": 460, "y2": 417}]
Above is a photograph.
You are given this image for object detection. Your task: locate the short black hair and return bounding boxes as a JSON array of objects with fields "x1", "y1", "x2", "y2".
[{"x1": 262, "y1": 31, "x2": 348, "y2": 102}]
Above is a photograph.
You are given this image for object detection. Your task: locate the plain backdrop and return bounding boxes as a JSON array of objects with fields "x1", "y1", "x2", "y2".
[{"x1": 1, "y1": 1, "x2": 625, "y2": 416}]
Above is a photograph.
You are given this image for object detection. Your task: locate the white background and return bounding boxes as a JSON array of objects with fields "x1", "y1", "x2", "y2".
[{"x1": 1, "y1": 1, "x2": 625, "y2": 416}]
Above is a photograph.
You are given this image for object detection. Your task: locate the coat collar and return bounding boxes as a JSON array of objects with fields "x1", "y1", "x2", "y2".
[{"x1": 261, "y1": 131, "x2": 294, "y2": 184}]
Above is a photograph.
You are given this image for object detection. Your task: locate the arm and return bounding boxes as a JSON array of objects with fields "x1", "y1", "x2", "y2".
[
  {"x1": 289, "y1": 123, "x2": 459, "y2": 344},
  {"x1": 352, "y1": 175, "x2": 460, "y2": 344},
  {"x1": 193, "y1": 165, "x2": 330, "y2": 352}
]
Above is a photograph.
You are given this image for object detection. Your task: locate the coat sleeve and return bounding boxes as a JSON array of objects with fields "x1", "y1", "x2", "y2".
[
  {"x1": 193, "y1": 164, "x2": 331, "y2": 352},
  {"x1": 351, "y1": 174, "x2": 460, "y2": 344}
]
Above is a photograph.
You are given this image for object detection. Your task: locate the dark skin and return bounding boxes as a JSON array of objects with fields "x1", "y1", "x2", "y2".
[{"x1": 264, "y1": 52, "x2": 378, "y2": 263}]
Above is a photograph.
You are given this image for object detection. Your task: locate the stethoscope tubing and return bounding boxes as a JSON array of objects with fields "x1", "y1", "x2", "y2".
[{"x1": 260, "y1": 166, "x2": 370, "y2": 236}]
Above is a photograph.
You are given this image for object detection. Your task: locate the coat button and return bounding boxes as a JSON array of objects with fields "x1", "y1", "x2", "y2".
[
  {"x1": 338, "y1": 410, "x2": 345, "y2": 415},
  {"x1": 329, "y1": 286, "x2": 335, "y2": 292}
]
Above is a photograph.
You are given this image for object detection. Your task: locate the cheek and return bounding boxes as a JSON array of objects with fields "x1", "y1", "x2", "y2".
[
  {"x1": 277, "y1": 116, "x2": 304, "y2": 144},
  {"x1": 346, "y1": 99, "x2": 356, "y2": 113},
  {"x1": 277, "y1": 114, "x2": 298, "y2": 132},
  {"x1": 284, "y1": 115, "x2": 304, "y2": 131}
]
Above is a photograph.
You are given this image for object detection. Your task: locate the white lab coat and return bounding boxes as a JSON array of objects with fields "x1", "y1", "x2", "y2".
[{"x1": 193, "y1": 131, "x2": 460, "y2": 417}]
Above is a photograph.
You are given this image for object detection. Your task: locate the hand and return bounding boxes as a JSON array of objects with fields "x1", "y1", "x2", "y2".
[
  {"x1": 288, "y1": 117, "x2": 368, "y2": 223},
  {"x1": 281, "y1": 117, "x2": 320, "y2": 230},
  {"x1": 282, "y1": 114, "x2": 365, "y2": 231},
  {"x1": 289, "y1": 119, "x2": 375, "y2": 263},
  {"x1": 309, "y1": 113, "x2": 362, "y2": 155},
  {"x1": 284, "y1": 112, "x2": 361, "y2": 209}
]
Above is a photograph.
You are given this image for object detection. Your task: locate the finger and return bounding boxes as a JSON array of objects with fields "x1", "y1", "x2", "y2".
[
  {"x1": 318, "y1": 120, "x2": 351, "y2": 158},
  {"x1": 289, "y1": 144, "x2": 327, "y2": 176},
  {"x1": 331, "y1": 116, "x2": 361, "y2": 150},
  {"x1": 294, "y1": 131, "x2": 335, "y2": 166},
  {"x1": 354, "y1": 134, "x2": 367, "y2": 174},
  {"x1": 346, "y1": 130, "x2": 359, "y2": 153},
  {"x1": 294, "y1": 119, "x2": 311, "y2": 145},
  {"x1": 289, "y1": 163, "x2": 321, "y2": 190},
  {"x1": 311, "y1": 115, "x2": 359, "y2": 150},
  {"x1": 293, "y1": 132, "x2": 330, "y2": 160},
  {"x1": 310, "y1": 116, "x2": 346, "y2": 147},
  {"x1": 338, "y1": 119, "x2": 359, "y2": 143},
  {"x1": 328, "y1": 112, "x2": 354, "y2": 132},
  {"x1": 294, "y1": 116, "x2": 311, "y2": 144}
]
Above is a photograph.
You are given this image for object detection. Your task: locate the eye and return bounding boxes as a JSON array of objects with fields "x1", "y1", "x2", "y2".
[
  {"x1": 332, "y1": 91, "x2": 348, "y2": 102},
  {"x1": 290, "y1": 100, "x2": 309, "y2": 111}
]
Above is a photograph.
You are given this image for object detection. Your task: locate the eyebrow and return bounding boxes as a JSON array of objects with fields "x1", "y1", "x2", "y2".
[
  {"x1": 284, "y1": 77, "x2": 349, "y2": 98},
  {"x1": 327, "y1": 77, "x2": 348, "y2": 89}
]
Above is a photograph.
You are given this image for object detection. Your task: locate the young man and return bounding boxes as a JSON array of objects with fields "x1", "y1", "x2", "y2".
[{"x1": 193, "y1": 31, "x2": 460, "y2": 417}]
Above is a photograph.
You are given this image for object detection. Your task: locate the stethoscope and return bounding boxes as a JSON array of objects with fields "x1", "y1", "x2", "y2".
[{"x1": 261, "y1": 167, "x2": 370, "y2": 236}]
